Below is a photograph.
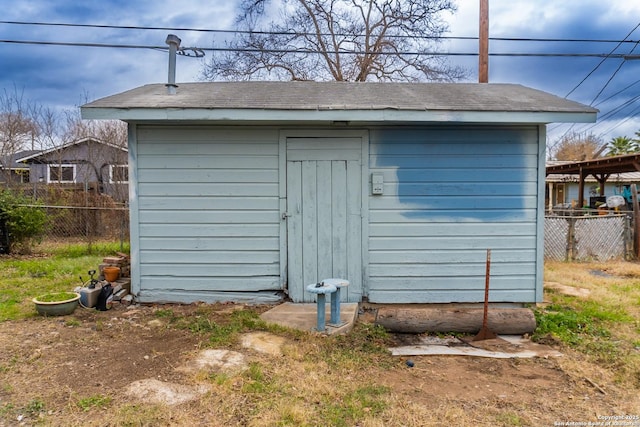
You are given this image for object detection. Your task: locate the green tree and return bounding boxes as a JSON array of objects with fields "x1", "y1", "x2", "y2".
[
  {"x1": 0, "y1": 190, "x2": 48, "y2": 253},
  {"x1": 203, "y1": 0, "x2": 466, "y2": 82},
  {"x1": 607, "y1": 135, "x2": 638, "y2": 156}
]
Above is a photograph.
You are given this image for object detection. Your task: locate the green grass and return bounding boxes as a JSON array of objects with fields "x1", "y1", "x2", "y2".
[
  {"x1": 34, "y1": 291, "x2": 78, "y2": 302},
  {"x1": 164, "y1": 306, "x2": 276, "y2": 347},
  {"x1": 38, "y1": 241, "x2": 130, "y2": 258},
  {"x1": 24, "y1": 398, "x2": 45, "y2": 416},
  {"x1": 319, "y1": 384, "x2": 390, "y2": 427},
  {"x1": 534, "y1": 303, "x2": 612, "y2": 346},
  {"x1": 77, "y1": 394, "x2": 112, "y2": 412},
  {"x1": 242, "y1": 363, "x2": 276, "y2": 394},
  {"x1": 533, "y1": 294, "x2": 634, "y2": 347},
  {"x1": 0, "y1": 241, "x2": 127, "y2": 321},
  {"x1": 534, "y1": 279, "x2": 640, "y2": 383}
]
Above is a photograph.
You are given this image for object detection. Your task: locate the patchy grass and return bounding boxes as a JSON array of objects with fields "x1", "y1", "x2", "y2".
[
  {"x1": 76, "y1": 394, "x2": 112, "y2": 412},
  {"x1": 541, "y1": 260, "x2": 640, "y2": 386},
  {"x1": 1, "y1": 256, "x2": 639, "y2": 426},
  {"x1": 153, "y1": 305, "x2": 295, "y2": 348},
  {"x1": 0, "y1": 241, "x2": 127, "y2": 321},
  {"x1": 35, "y1": 240, "x2": 130, "y2": 258}
]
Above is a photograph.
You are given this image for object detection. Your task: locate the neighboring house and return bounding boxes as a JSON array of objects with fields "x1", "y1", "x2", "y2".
[
  {"x1": 16, "y1": 137, "x2": 129, "y2": 202},
  {"x1": 81, "y1": 81, "x2": 596, "y2": 305},
  {"x1": 546, "y1": 156, "x2": 640, "y2": 210},
  {"x1": 0, "y1": 150, "x2": 40, "y2": 184}
]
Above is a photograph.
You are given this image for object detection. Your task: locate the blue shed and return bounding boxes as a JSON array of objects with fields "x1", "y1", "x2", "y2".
[{"x1": 81, "y1": 82, "x2": 597, "y2": 305}]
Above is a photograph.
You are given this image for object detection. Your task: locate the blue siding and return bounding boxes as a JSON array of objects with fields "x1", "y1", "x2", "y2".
[
  {"x1": 134, "y1": 126, "x2": 282, "y2": 303},
  {"x1": 129, "y1": 124, "x2": 542, "y2": 305},
  {"x1": 368, "y1": 125, "x2": 540, "y2": 303}
]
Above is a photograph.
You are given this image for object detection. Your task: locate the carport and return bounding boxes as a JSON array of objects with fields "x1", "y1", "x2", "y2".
[
  {"x1": 546, "y1": 153, "x2": 640, "y2": 209},
  {"x1": 546, "y1": 153, "x2": 640, "y2": 256}
]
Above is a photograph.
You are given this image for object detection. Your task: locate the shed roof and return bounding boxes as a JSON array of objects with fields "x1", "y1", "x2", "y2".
[{"x1": 81, "y1": 81, "x2": 597, "y2": 124}]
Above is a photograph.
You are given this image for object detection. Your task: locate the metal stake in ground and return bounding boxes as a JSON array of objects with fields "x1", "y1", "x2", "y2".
[{"x1": 473, "y1": 249, "x2": 497, "y2": 341}]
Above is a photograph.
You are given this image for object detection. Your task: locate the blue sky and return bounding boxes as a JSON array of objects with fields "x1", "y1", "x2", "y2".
[{"x1": 1, "y1": 0, "x2": 639, "y2": 150}]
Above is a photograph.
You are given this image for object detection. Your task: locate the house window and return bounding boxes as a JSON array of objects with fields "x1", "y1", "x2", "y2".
[
  {"x1": 48, "y1": 164, "x2": 76, "y2": 183},
  {"x1": 17, "y1": 169, "x2": 29, "y2": 183},
  {"x1": 109, "y1": 165, "x2": 129, "y2": 183}
]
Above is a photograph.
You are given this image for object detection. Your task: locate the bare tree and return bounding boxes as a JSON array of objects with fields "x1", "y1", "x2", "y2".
[
  {"x1": 551, "y1": 132, "x2": 606, "y2": 161},
  {"x1": 62, "y1": 110, "x2": 127, "y2": 149},
  {"x1": 0, "y1": 87, "x2": 39, "y2": 154},
  {"x1": 0, "y1": 88, "x2": 50, "y2": 186},
  {"x1": 203, "y1": 0, "x2": 465, "y2": 82}
]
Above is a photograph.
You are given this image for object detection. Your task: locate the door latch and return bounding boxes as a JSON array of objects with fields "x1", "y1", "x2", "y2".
[{"x1": 281, "y1": 212, "x2": 291, "y2": 220}]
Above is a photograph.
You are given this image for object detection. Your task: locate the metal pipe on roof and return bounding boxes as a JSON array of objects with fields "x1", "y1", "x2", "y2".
[{"x1": 165, "y1": 34, "x2": 181, "y2": 95}]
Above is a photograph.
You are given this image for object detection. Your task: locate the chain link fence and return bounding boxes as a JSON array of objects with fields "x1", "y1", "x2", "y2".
[
  {"x1": 1, "y1": 184, "x2": 129, "y2": 253},
  {"x1": 40, "y1": 205, "x2": 129, "y2": 247},
  {"x1": 544, "y1": 211, "x2": 633, "y2": 261},
  {"x1": 9, "y1": 204, "x2": 130, "y2": 253}
]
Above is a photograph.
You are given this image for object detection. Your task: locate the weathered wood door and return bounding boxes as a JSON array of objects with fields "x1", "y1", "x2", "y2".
[{"x1": 286, "y1": 137, "x2": 363, "y2": 302}]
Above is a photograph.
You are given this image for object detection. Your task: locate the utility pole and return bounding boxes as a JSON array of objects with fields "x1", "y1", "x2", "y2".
[{"x1": 479, "y1": 0, "x2": 489, "y2": 83}]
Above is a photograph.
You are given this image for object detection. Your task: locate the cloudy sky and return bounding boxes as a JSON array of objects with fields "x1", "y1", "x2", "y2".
[{"x1": 1, "y1": 0, "x2": 639, "y2": 151}]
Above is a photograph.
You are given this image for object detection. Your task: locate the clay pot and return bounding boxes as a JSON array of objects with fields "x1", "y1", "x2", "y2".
[{"x1": 103, "y1": 266, "x2": 121, "y2": 282}]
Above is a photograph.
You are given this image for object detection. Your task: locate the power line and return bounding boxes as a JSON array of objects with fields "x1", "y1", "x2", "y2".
[
  {"x1": 593, "y1": 78, "x2": 640, "y2": 107},
  {"x1": 590, "y1": 41, "x2": 640, "y2": 105},
  {"x1": 1, "y1": 20, "x2": 640, "y2": 45},
  {"x1": 2, "y1": 21, "x2": 639, "y2": 142},
  {"x1": 3, "y1": 38, "x2": 640, "y2": 58},
  {"x1": 564, "y1": 21, "x2": 640, "y2": 98}
]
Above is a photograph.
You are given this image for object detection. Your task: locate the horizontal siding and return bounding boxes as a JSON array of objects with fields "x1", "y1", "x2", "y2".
[
  {"x1": 138, "y1": 196, "x2": 278, "y2": 210},
  {"x1": 370, "y1": 223, "x2": 536, "y2": 236},
  {"x1": 137, "y1": 290, "x2": 282, "y2": 304},
  {"x1": 135, "y1": 126, "x2": 281, "y2": 297},
  {"x1": 370, "y1": 209, "x2": 537, "y2": 222},
  {"x1": 140, "y1": 264, "x2": 279, "y2": 278},
  {"x1": 139, "y1": 183, "x2": 278, "y2": 196},
  {"x1": 138, "y1": 169, "x2": 278, "y2": 183},
  {"x1": 368, "y1": 276, "x2": 535, "y2": 290},
  {"x1": 372, "y1": 167, "x2": 539, "y2": 182},
  {"x1": 140, "y1": 237, "x2": 278, "y2": 250},
  {"x1": 140, "y1": 250, "x2": 278, "y2": 264},
  {"x1": 369, "y1": 249, "x2": 535, "y2": 264},
  {"x1": 141, "y1": 210, "x2": 279, "y2": 224},
  {"x1": 139, "y1": 224, "x2": 278, "y2": 237},
  {"x1": 369, "y1": 236, "x2": 536, "y2": 251},
  {"x1": 368, "y1": 125, "x2": 540, "y2": 303},
  {"x1": 369, "y1": 263, "x2": 535, "y2": 277},
  {"x1": 370, "y1": 195, "x2": 537, "y2": 211},
  {"x1": 367, "y1": 289, "x2": 536, "y2": 304}
]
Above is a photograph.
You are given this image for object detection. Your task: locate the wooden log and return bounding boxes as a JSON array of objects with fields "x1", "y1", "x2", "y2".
[{"x1": 375, "y1": 307, "x2": 536, "y2": 335}]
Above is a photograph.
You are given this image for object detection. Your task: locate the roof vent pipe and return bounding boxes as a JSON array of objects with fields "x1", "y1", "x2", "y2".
[{"x1": 165, "y1": 34, "x2": 181, "y2": 95}]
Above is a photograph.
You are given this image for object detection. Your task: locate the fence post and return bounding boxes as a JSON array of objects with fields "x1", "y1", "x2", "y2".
[
  {"x1": 566, "y1": 216, "x2": 576, "y2": 261},
  {"x1": 632, "y1": 184, "x2": 640, "y2": 259},
  {"x1": 625, "y1": 214, "x2": 634, "y2": 260}
]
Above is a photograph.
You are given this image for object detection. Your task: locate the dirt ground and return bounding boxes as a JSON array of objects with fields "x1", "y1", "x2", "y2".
[{"x1": 1, "y1": 303, "x2": 639, "y2": 427}]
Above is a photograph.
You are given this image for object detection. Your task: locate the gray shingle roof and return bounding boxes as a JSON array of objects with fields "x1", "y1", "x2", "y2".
[{"x1": 83, "y1": 81, "x2": 596, "y2": 114}]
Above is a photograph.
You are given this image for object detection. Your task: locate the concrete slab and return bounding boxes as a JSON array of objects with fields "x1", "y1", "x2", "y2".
[{"x1": 260, "y1": 302, "x2": 359, "y2": 335}]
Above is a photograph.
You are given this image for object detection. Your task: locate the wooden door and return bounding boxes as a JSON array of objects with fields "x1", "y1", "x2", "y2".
[{"x1": 285, "y1": 137, "x2": 362, "y2": 302}]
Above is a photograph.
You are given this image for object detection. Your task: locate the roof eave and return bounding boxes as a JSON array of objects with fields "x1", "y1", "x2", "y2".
[{"x1": 81, "y1": 107, "x2": 597, "y2": 124}]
